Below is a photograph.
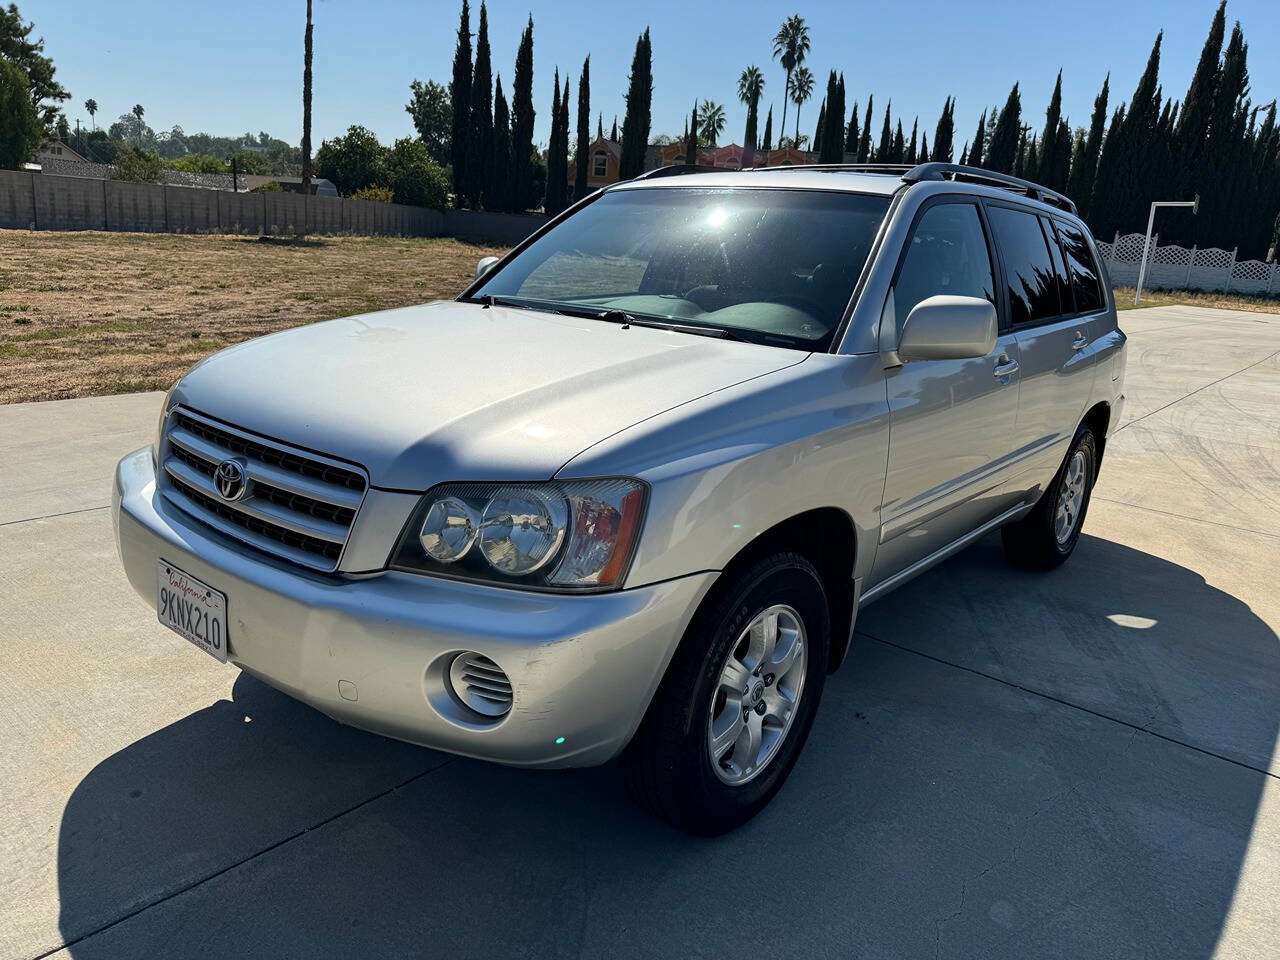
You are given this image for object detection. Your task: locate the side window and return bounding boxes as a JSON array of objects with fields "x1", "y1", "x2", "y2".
[
  {"x1": 1041, "y1": 216, "x2": 1074, "y2": 315},
  {"x1": 988, "y1": 206, "x2": 1061, "y2": 325},
  {"x1": 892, "y1": 202, "x2": 995, "y2": 337},
  {"x1": 1055, "y1": 221, "x2": 1105, "y2": 313}
]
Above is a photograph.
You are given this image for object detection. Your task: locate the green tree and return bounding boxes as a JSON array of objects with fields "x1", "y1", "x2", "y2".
[
  {"x1": 1034, "y1": 71, "x2": 1070, "y2": 190},
  {"x1": 574, "y1": 56, "x2": 590, "y2": 199},
  {"x1": 813, "y1": 98, "x2": 826, "y2": 156},
  {"x1": 1174, "y1": 0, "x2": 1225, "y2": 198},
  {"x1": 905, "y1": 117, "x2": 918, "y2": 164},
  {"x1": 544, "y1": 69, "x2": 564, "y2": 213},
  {"x1": 685, "y1": 100, "x2": 698, "y2": 163},
  {"x1": 967, "y1": 108, "x2": 986, "y2": 167},
  {"x1": 467, "y1": 1, "x2": 493, "y2": 207},
  {"x1": 875, "y1": 99, "x2": 892, "y2": 160},
  {"x1": 819, "y1": 70, "x2": 846, "y2": 162},
  {"x1": 846, "y1": 101, "x2": 859, "y2": 154},
  {"x1": 771, "y1": 14, "x2": 810, "y2": 147},
  {"x1": 83, "y1": 97, "x2": 97, "y2": 130},
  {"x1": 699, "y1": 99, "x2": 725, "y2": 146},
  {"x1": 406, "y1": 79, "x2": 452, "y2": 166},
  {"x1": 986, "y1": 84, "x2": 1022, "y2": 173},
  {"x1": 760, "y1": 105, "x2": 772, "y2": 153},
  {"x1": 385, "y1": 136, "x2": 449, "y2": 210},
  {"x1": 619, "y1": 27, "x2": 652, "y2": 179},
  {"x1": 931, "y1": 96, "x2": 955, "y2": 162},
  {"x1": 510, "y1": 16, "x2": 536, "y2": 209},
  {"x1": 789, "y1": 65, "x2": 814, "y2": 145},
  {"x1": 449, "y1": 0, "x2": 472, "y2": 207},
  {"x1": 300, "y1": 0, "x2": 314, "y2": 197},
  {"x1": 0, "y1": 3, "x2": 69, "y2": 134},
  {"x1": 738, "y1": 65, "x2": 765, "y2": 151},
  {"x1": 1066, "y1": 74, "x2": 1108, "y2": 220},
  {"x1": 109, "y1": 145, "x2": 163, "y2": 183},
  {"x1": 314, "y1": 124, "x2": 387, "y2": 196},
  {"x1": 490, "y1": 73, "x2": 512, "y2": 212},
  {"x1": 1091, "y1": 33, "x2": 1163, "y2": 237},
  {"x1": 0, "y1": 58, "x2": 39, "y2": 168}
]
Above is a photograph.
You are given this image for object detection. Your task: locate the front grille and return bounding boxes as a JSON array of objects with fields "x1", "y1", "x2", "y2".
[{"x1": 160, "y1": 407, "x2": 368, "y2": 571}]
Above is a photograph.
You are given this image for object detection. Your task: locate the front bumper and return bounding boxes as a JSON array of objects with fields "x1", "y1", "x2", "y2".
[{"x1": 113, "y1": 448, "x2": 715, "y2": 768}]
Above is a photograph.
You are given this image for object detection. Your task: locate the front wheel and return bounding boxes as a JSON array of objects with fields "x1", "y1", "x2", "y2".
[
  {"x1": 621, "y1": 553, "x2": 829, "y2": 835},
  {"x1": 1002, "y1": 425, "x2": 1097, "y2": 569}
]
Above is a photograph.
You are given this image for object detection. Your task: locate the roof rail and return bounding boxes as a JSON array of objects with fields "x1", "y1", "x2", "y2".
[
  {"x1": 904, "y1": 162, "x2": 1078, "y2": 214},
  {"x1": 627, "y1": 163, "x2": 723, "y2": 182},
  {"x1": 740, "y1": 163, "x2": 915, "y2": 176}
]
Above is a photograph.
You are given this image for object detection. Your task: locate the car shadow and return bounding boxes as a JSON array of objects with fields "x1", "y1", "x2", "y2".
[{"x1": 55, "y1": 534, "x2": 1277, "y2": 958}]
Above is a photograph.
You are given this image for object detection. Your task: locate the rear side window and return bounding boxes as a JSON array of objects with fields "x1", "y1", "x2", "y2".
[
  {"x1": 1055, "y1": 221, "x2": 1105, "y2": 313},
  {"x1": 988, "y1": 206, "x2": 1061, "y2": 325},
  {"x1": 892, "y1": 202, "x2": 995, "y2": 337},
  {"x1": 1041, "y1": 216, "x2": 1074, "y2": 315}
]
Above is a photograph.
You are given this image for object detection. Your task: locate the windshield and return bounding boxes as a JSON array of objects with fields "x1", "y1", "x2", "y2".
[{"x1": 468, "y1": 187, "x2": 891, "y2": 350}]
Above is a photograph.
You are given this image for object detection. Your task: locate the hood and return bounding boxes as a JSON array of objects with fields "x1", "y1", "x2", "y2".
[{"x1": 172, "y1": 300, "x2": 806, "y2": 490}]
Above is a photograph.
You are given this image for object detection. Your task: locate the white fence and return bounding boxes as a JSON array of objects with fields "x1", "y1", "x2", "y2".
[{"x1": 1096, "y1": 232, "x2": 1279, "y2": 296}]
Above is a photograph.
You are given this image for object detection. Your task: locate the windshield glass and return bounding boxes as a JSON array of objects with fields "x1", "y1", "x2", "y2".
[{"x1": 469, "y1": 187, "x2": 891, "y2": 350}]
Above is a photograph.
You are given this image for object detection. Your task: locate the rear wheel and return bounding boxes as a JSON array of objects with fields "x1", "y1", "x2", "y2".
[
  {"x1": 1002, "y1": 425, "x2": 1097, "y2": 570},
  {"x1": 621, "y1": 552, "x2": 829, "y2": 835}
]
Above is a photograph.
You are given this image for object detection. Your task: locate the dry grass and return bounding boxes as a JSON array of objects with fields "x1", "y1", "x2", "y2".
[
  {"x1": 1113, "y1": 285, "x2": 1280, "y2": 314},
  {"x1": 0, "y1": 231, "x2": 506, "y2": 403}
]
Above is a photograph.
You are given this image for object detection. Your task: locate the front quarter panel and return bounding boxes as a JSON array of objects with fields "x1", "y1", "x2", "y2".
[{"x1": 557, "y1": 354, "x2": 890, "y2": 587}]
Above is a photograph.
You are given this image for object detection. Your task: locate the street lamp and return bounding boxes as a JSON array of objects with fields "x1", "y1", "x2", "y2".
[{"x1": 1135, "y1": 196, "x2": 1200, "y2": 305}]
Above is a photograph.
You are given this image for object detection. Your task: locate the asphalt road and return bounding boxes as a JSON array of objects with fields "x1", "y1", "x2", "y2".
[{"x1": 2, "y1": 304, "x2": 1278, "y2": 960}]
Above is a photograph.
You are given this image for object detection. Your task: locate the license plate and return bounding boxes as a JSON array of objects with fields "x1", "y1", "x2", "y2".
[{"x1": 157, "y1": 560, "x2": 228, "y2": 663}]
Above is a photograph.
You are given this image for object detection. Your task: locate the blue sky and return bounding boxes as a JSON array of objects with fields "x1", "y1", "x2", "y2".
[{"x1": 25, "y1": 0, "x2": 1280, "y2": 155}]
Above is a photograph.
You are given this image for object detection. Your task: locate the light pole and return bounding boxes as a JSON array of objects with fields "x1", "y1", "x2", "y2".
[{"x1": 1135, "y1": 196, "x2": 1200, "y2": 306}]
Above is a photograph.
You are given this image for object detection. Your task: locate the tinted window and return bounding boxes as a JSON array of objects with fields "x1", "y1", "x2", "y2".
[
  {"x1": 1042, "y1": 216, "x2": 1074, "y2": 314},
  {"x1": 473, "y1": 188, "x2": 891, "y2": 350},
  {"x1": 892, "y1": 202, "x2": 995, "y2": 337},
  {"x1": 1055, "y1": 221, "x2": 1105, "y2": 313},
  {"x1": 988, "y1": 206, "x2": 1061, "y2": 325}
]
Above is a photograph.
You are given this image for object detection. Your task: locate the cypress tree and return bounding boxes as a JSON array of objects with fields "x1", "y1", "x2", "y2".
[
  {"x1": 986, "y1": 84, "x2": 1022, "y2": 173},
  {"x1": 597, "y1": 114, "x2": 603, "y2": 140},
  {"x1": 510, "y1": 16, "x2": 535, "y2": 211},
  {"x1": 819, "y1": 72, "x2": 845, "y2": 161},
  {"x1": 876, "y1": 100, "x2": 892, "y2": 160},
  {"x1": 846, "y1": 101, "x2": 859, "y2": 154},
  {"x1": 959, "y1": 140, "x2": 969, "y2": 165},
  {"x1": 1201, "y1": 22, "x2": 1248, "y2": 243},
  {"x1": 857, "y1": 95, "x2": 873, "y2": 163},
  {"x1": 1067, "y1": 74, "x2": 1108, "y2": 220},
  {"x1": 761, "y1": 105, "x2": 773, "y2": 152},
  {"x1": 931, "y1": 97, "x2": 954, "y2": 162},
  {"x1": 1092, "y1": 33, "x2": 1163, "y2": 237},
  {"x1": 574, "y1": 56, "x2": 590, "y2": 201},
  {"x1": 1034, "y1": 71, "x2": 1065, "y2": 188},
  {"x1": 490, "y1": 74, "x2": 511, "y2": 212},
  {"x1": 449, "y1": 0, "x2": 472, "y2": 208},
  {"x1": 813, "y1": 97, "x2": 826, "y2": 157},
  {"x1": 558, "y1": 78, "x2": 571, "y2": 209},
  {"x1": 921, "y1": 132, "x2": 929, "y2": 164},
  {"x1": 906, "y1": 117, "x2": 918, "y2": 164},
  {"x1": 1175, "y1": 0, "x2": 1226, "y2": 206},
  {"x1": 891, "y1": 119, "x2": 905, "y2": 163},
  {"x1": 611, "y1": 116, "x2": 618, "y2": 141},
  {"x1": 544, "y1": 69, "x2": 563, "y2": 214},
  {"x1": 619, "y1": 28, "x2": 653, "y2": 179},
  {"x1": 686, "y1": 100, "x2": 698, "y2": 164},
  {"x1": 468, "y1": 1, "x2": 493, "y2": 207},
  {"x1": 967, "y1": 109, "x2": 986, "y2": 167}
]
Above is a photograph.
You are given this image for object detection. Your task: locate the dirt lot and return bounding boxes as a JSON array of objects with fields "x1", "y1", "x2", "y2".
[
  {"x1": 1113, "y1": 284, "x2": 1280, "y2": 314},
  {"x1": 0, "y1": 231, "x2": 505, "y2": 403}
]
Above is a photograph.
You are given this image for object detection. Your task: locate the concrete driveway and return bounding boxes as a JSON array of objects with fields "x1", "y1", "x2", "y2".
[{"x1": 2, "y1": 304, "x2": 1277, "y2": 960}]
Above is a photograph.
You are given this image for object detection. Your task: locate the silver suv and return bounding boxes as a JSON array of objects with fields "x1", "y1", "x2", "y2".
[{"x1": 113, "y1": 162, "x2": 1126, "y2": 834}]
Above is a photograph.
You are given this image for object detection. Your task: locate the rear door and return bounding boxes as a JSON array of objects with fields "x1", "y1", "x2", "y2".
[
  {"x1": 872, "y1": 198, "x2": 1024, "y2": 584},
  {"x1": 985, "y1": 203, "x2": 1099, "y2": 496}
]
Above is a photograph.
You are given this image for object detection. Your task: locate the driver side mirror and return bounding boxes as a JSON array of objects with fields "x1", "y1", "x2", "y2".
[
  {"x1": 475, "y1": 256, "x2": 500, "y2": 281},
  {"x1": 898, "y1": 295, "x2": 998, "y2": 361}
]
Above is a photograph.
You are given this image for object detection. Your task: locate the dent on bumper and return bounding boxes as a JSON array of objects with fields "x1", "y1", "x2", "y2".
[{"x1": 113, "y1": 448, "x2": 715, "y2": 768}]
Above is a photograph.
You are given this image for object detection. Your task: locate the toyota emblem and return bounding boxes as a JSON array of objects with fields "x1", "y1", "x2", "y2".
[{"x1": 215, "y1": 458, "x2": 248, "y2": 501}]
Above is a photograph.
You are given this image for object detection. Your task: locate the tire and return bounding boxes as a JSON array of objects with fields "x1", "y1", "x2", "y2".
[
  {"x1": 1001, "y1": 425, "x2": 1097, "y2": 570},
  {"x1": 621, "y1": 552, "x2": 829, "y2": 836}
]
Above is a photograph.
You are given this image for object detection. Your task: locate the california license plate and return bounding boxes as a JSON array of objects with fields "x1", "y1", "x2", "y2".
[{"x1": 157, "y1": 560, "x2": 228, "y2": 663}]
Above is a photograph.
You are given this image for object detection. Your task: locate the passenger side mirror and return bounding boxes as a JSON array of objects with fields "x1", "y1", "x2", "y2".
[
  {"x1": 897, "y1": 295, "x2": 998, "y2": 362},
  {"x1": 475, "y1": 256, "x2": 500, "y2": 280}
]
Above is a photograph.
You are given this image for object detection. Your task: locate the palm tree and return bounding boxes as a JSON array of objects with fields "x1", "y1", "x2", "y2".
[
  {"x1": 771, "y1": 15, "x2": 810, "y2": 144},
  {"x1": 699, "y1": 100, "x2": 726, "y2": 146},
  {"x1": 789, "y1": 66, "x2": 814, "y2": 145},
  {"x1": 737, "y1": 66, "x2": 765, "y2": 148},
  {"x1": 84, "y1": 98, "x2": 97, "y2": 130},
  {"x1": 131, "y1": 104, "x2": 145, "y2": 146}
]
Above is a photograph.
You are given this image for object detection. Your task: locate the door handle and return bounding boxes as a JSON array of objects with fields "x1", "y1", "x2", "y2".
[
  {"x1": 993, "y1": 357, "x2": 1020, "y2": 379},
  {"x1": 1071, "y1": 332, "x2": 1088, "y2": 350}
]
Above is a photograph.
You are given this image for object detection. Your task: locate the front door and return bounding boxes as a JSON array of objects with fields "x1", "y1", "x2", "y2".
[{"x1": 872, "y1": 199, "x2": 1024, "y2": 586}]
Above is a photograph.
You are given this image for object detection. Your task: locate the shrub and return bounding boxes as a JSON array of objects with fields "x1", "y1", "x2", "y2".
[
  {"x1": 351, "y1": 185, "x2": 394, "y2": 203},
  {"x1": 385, "y1": 137, "x2": 449, "y2": 211},
  {"x1": 250, "y1": 180, "x2": 283, "y2": 193},
  {"x1": 315, "y1": 125, "x2": 387, "y2": 196},
  {"x1": 109, "y1": 146, "x2": 164, "y2": 183}
]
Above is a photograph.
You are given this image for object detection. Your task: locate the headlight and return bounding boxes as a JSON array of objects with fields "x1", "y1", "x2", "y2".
[{"x1": 391, "y1": 479, "x2": 647, "y2": 591}]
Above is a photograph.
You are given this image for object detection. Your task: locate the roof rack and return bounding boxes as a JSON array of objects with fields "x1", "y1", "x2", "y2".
[
  {"x1": 904, "y1": 162, "x2": 1077, "y2": 214},
  {"x1": 627, "y1": 163, "x2": 723, "y2": 182},
  {"x1": 739, "y1": 160, "x2": 1078, "y2": 214}
]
